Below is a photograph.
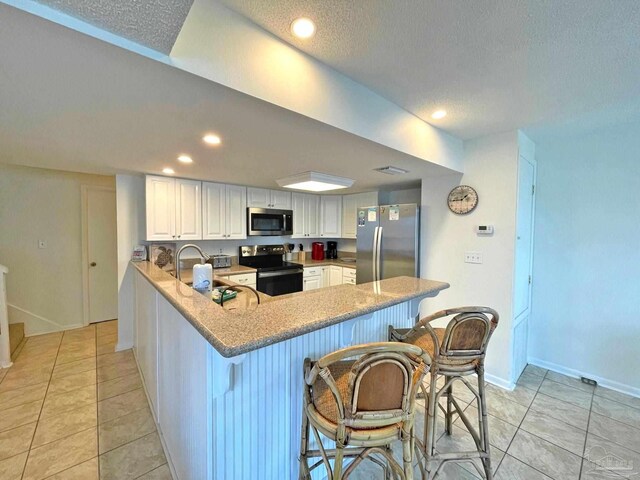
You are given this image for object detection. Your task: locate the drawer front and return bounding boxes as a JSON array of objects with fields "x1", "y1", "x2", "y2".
[
  {"x1": 228, "y1": 273, "x2": 257, "y2": 285},
  {"x1": 343, "y1": 277, "x2": 356, "y2": 285},
  {"x1": 343, "y1": 268, "x2": 356, "y2": 279},
  {"x1": 303, "y1": 268, "x2": 321, "y2": 278}
]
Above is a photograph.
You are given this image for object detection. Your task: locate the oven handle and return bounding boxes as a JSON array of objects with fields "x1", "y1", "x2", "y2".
[{"x1": 258, "y1": 269, "x2": 304, "y2": 278}]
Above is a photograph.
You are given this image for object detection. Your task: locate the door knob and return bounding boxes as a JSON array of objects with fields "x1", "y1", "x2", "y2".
[{"x1": 90, "y1": 262, "x2": 97, "y2": 267}]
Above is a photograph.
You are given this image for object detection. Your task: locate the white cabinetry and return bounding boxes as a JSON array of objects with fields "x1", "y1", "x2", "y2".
[
  {"x1": 320, "y1": 196, "x2": 342, "y2": 238},
  {"x1": 216, "y1": 272, "x2": 257, "y2": 290},
  {"x1": 342, "y1": 267, "x2": 356, "y2": 285},
  {"x1": 202, "y1": 182, "x2": 247, "y2": 240},
  {"x1": 303, "y1": 267, "x2": 323, "y2": 291},
  {"x1": 342, "y1": 191, "x2": 378, "y2": 239},
  {"x1": 146, "y1": 175, "x2": 201, "y2": 241},
  {"x1": 329, "y1": 266, "x2": 343, "y2": 286},
  {"x1": 292, "y1": 193, "x2": 320, "y2": 238},
  {"x1": 247, "y1": 188, "x2": 291, "y2": 209}
]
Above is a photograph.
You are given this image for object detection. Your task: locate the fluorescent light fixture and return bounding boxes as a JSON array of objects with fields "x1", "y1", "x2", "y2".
[
  {"x1": 374, "y1": 166, "x2": 409, "y2": 175},
  {"x1": 162, "y1": 167, "x2": 175, "y2": 174},
  {"x1": 203, "y1": 134, "x2": 221, "y2": 145},
  {"x1": 291, "y1": 17, "x2": 316, "y2": 39},
  {"x1": 177, "y1": 155, "x2": 193, "y2": 163},
  {"x1": 431, "y1": 110, "x2": 447, "y2": 119},
  {"x1": 277, "y1": 171, "x2": 353, "y2": 192}
]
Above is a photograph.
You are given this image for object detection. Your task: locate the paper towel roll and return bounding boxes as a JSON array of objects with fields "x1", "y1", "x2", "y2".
[{"x1": 193, "y1": 263, "x2": 213, "y2": 294}]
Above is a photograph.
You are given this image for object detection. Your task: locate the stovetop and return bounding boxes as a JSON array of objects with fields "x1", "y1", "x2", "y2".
[
  {"x1": 255, "y1": 261, "x2": 303, "y2": 273},
  {"x1": 238, "y1": 244, "x2": 301, "y2": 271}
]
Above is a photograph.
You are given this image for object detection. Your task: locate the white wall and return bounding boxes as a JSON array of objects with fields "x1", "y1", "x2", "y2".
[
  {"x1": 0, "y1": 164, "x2": 115, "y2": 335},
  {"x1": 419, "y1": 132, "x2": 520, "y2": 387},
  {"x1": 529, "y1": 121, "x2": 640, "y2": 395}
]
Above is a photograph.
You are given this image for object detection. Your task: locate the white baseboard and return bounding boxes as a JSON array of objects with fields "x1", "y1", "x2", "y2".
[
  {"x1": 528, "y1": 356, "x2": 640, "y2": 399},
  {"x1": 25, "y1": 323, "x2": 84, "y2": 337},
  {"x1": 116, "y1": 341, "x2": 134, "y2": 352},
  {"x1": 485, "y1": 373, "x2": 515, "y2": 391}
]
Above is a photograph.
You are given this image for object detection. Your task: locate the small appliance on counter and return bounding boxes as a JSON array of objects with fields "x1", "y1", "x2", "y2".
[
  {"x1": 192, "y1": 263, "x2": 213, "y2": 294},
  {"x1": 208, "y1": 254, "x2": 232, "y2": 269},
  {"x1": 326, "y1": 241, "x2": 338, "y2": 259},
  {"x1": 311, "y1": 242, "x2": 325, "y2": 261}
]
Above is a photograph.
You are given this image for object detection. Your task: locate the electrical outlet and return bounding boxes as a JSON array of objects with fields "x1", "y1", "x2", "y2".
[
  {"x1": 38, "y1": 240, "x2": 47, "y2": 249},
  {"x1": 464, "y1": 252, "x2": 482, "y2": 264}
]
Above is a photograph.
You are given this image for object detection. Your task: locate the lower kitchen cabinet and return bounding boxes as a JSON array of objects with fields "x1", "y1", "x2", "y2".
[
  {"x1": 329, "y1": 265, "x2": 343, "y2": 286},
  {"x1": 216, "y1": 273, "x2": 257, "y2": 290}
]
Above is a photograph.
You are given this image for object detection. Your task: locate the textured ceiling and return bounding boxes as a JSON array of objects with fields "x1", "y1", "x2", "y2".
[
  {"x1": 218, "y1": 0, "x2": 640, "y2": 140},
  {"x1": 36, "y1": 0, "x2": 194, "y2": 53},
  {"x1": 0, "y1": 4, "x2": 452, "y2": 194}
]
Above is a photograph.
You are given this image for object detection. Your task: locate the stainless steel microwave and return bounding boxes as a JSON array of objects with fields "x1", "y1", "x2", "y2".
[{"x1": 247, "y1": 208, "x2": 293, "y2": 236}]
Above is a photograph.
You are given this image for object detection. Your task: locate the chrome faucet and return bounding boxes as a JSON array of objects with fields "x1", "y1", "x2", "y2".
[{"x1": 175, "y1": 244, "x2": 211, "y2": 281}]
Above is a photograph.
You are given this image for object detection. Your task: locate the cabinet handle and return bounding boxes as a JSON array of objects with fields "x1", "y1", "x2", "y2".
[
  {"x1": 172, "y1": 235, "x2": 176, "y2": 239},
  {"x1": 178, "y1": 235, "x2": 181, "y2": 238}
]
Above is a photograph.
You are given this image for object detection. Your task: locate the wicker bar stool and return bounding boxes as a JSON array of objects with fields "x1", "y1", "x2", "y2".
[
  {"x1": 299, "y1": 342, "x2": 431, "y2": 480},
  {"x1": 388, "y1": 307, "x2": 499, "y2": 480}
]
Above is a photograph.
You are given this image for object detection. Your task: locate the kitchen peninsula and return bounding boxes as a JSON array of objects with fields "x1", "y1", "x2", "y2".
[{"x1": 132, "y1": 260, "x2": 448, "y2": 479}]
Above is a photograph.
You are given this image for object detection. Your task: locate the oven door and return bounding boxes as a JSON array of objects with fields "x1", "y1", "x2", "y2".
[
  {"x1": 247, "y1": 208, "x2": 293, "y2": 236},
  {"x1": 257, "y1": 269, "x2": 303, "y2": 296}
]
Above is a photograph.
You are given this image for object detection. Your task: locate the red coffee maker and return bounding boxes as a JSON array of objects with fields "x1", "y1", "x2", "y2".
[{"x1": 311, "y1": 242, "x2": 325, "y2": 260}]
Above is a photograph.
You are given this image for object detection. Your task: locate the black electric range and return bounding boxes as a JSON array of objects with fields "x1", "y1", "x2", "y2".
[{"x1": 238, "y1": 245, "x2": 303, "y2": 296}]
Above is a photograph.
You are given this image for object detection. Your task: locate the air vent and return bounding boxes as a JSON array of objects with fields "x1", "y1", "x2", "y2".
[{"x1": 374, "y1": 166, "x2": 409, "y2": 175}]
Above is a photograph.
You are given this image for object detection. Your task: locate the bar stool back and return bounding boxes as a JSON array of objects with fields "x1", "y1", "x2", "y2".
[
  {"x1": 389, "y1": 307, "x2": 499, "y2": 479},
  {"x1": 299, "y1": 342, "x2": 431, "y2": 480}
]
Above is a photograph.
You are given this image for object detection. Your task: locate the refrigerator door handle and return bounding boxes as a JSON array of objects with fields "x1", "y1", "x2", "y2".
[
  {"x1": 376, "y1": 226, "x2": 383, "y2": 281},
  {"x1": 372, "y1": 226, "x2": 379, "y2": 281}
]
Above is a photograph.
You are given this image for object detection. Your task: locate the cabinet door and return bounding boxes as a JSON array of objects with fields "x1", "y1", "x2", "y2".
[
  {"x1": 303, "y1": 276, "x2": 322, "y2": 291},
  {"x1": 321, "y1": 266, "x2": 330, "y2": 288},
  {"x1": 320, "y1": 196, "x2": 342, "y2": 237},
  {"x1": 291, "y1": 193, "x2": 306, "y2": 238},
  {"x1": 146, "y1": 175, "x2": 175, "y2": 241},
  {"x1": 270, "y1": 190, "x2": 292, "y2": 210},
  {"x1": 306, "y1": 194, "x2": 321, "y2": 238},
  {"x1": 341, "y1": 194, "x2": 358, "y2": 239},
  {"x1": 175, "y1": 179, "x2": 202, "y2": 240},
  {"x1": 329, "y1": 266, "x2": 343, "y2": 286},
  {"x1": 247, "y1": 187, "x2": 271, "y2": 208},
  {"x1": 226, "y1": 185, "x2": 247, "y2": 239},
  {"x1": 202, "y1": 182, "x2": 226, "y2": 240}
]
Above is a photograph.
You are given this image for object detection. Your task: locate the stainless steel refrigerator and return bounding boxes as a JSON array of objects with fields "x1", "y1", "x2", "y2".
[{"x1": 356, "y1": 204, "x2": 419, "y2": 284}]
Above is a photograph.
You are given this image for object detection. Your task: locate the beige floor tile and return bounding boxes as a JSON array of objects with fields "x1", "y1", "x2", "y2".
[
  {"x1": 529, "y1": 392, "x2": 591, "y2": 431},
  {"x1": 588, "y1": 412, "x2": 640, "y2": 454},
  {"x1": 591, "y1": 395, "x2": 640, "y2": 429},
  {"x1": 97, "y1": 349, "x2": 134, "y2": 368},
  {"x1": 487, "y1": 383, "x2": 536, "y2": 408},
  {"x1": 584, "y1": 434, "x2": 640, "y2": 479},
  {"x1": 0, "y1": 382, "x2": 48, "y2": 410},
  {"x1": 26, "y1": 332, "x2": 63, "y2": 343},
  {"x1": 508, "y1": 429, "x2": 582, "y2": 480},
  {"x1": 98, "y1": 388, "x2": 148, "y2": 424},
  {"x1": 436, "y1": 424, "x2": 505, "y2": 477},
  {"x1": 0, "y1": 368, "x2": 51, "y2": 392},
  {"x1": 0, "y1": 400, "x2": 42, "y2": 433},
  {"x1": 0, "y1": 368, "x2": 7, "y2": 383},
  {"x1": 32, "y1": 403, "x2": 97, "y2": 448},
  {"x1": 516, "y1": 371, "x2": 545, "y2": 391},
  {"x1": 97, "y1": 359, "x2": 138, "y2": 383},
  {"x1": 520, "y1": 409, "x2": 587, "y2": 456},
  {"x1": 46, "y1": 457, "x2": 99, "y2": 480},
  {"x1": 97, "y1": 343, "x2": 118, "y2": 356},
  {"x1": 22, "y1": 427, "x2": 97, "y2": 480},
  {"x1": 55, "y1": 350, "x2": 96, "y2": 366},
  {"x1": 545, "y1": 372, "x2": 596, "y2": 394},
  {"x1": 538, "y1": 379, "x2": 593, "y2": 410},
  {"x1": 496, "y1": 454, "x2": 553, "y2": 480},
  {"x1": 51, "y1": 358, "x2": 96, "y2": 380},
  {"x1": 456, "y1": 405, "x2": 518, "y2": 452},
  {"x1": 96, "y1": 321, "x2": 118, "y2": 337},
  {"x1": 62, "y1": 326, "x2": 95, "y2": 339},
  {"x1": 0, "y1": 422, "x2": 37, "y2": 461},
  {"x1": 41, "y1": 384, "x2": 96, "y2": 419},
  {"x1": 47, "y1": 369, "x2": 96, "y2": 396},
  {"x1": 594, "y1": 387, "x2": 640, "y2": 411},
  {"x1": 11, "y1": 353, "x2": 56, "y2": 370},
  {"x1": 98, "y1": 406, "x2": 156, "y2": 454},
  {"x1": 580, "y1": 459, "x2": 627, "y2": 479},
  {"x1": 57, "y1": 342, "x2": 95, "y2": 356},
  {"x1": 98, "y1": 372, "x2": 142, "y2": 401},
  {"x1": 99, "y1": 432, "x2": 166, "y2": 480},
  {"x1": 485, "y1": 389, "x2": 529, "y2": 426},
  {"x1": 524, "y1": 364, "x2": 547, "y2": 378},
  {"x1": 97, "y1": 333, "x2": 118, "y2": 346},
  {"x1": 0, "y1": 452, "x2": 28, "y2": 480},
  {"x1": 135, "y1": 463, "x2": 172, "y2": 480}
]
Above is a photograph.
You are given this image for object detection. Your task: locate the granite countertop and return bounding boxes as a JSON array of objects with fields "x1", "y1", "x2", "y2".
[
  {"x1": 132, "y1": 261, "x2": 449, "y2": 358},
  {"x1": 296, "y1": 258, "x2": 358, "y2": 269},
  {"x1": 212, "y1": 265, "x2": 257, "y2": 276}
]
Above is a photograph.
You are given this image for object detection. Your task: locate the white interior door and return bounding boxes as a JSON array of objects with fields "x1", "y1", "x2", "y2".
[{"x1": 87, "y1": 187, "x2": 118, "y2": 323}]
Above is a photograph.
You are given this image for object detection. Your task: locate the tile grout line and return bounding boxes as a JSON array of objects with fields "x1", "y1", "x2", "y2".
[{"x1": 578, "y1": 390, "x2": 595, "y2": 480}]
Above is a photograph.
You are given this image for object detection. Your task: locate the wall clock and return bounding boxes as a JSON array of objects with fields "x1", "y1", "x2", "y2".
[{"x1": 447, "y1": 185, "x2": 478, "y2": 215}]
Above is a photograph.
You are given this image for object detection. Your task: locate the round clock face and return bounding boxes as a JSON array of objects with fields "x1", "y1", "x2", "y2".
[{"x1": 448, "y1": 185, "x2": 478, "y2": 215}]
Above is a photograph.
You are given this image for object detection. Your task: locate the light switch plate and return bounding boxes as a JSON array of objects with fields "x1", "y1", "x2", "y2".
[
  {"x1": 38, "y1": 240, "x2": 47, "y2": 249},
  {"x1": 464, "y1": 252, "x2": 482, "y2": 264}
]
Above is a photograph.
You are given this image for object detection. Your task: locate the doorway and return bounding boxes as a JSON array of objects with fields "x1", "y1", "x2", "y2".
[{"x1": 82, "y1": 185, "x2": 118, "y2": 324}]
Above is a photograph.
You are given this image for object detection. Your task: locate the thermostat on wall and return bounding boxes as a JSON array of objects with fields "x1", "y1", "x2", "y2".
[{"x1": 476, "y1": 225, "x2": 494, "y2": 235}]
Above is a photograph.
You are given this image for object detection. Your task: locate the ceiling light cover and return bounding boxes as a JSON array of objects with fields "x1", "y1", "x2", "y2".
[
  {"x1": 291, "y1": 17, "x2": 316, "y2": 39},
  {"x1": 277, "y1": 171, "x2": 353, "y2": 192},
  {"x1": 203, "y1": 134, "x2": 221, "y2": 145},
  {"x1": 374, "y1": 166, "x2": 409, "y2": 175},
  {"x1": 431, "y1": 110, "x2": 447, "y2": 119},
  {"x1": 162, "y1": 167, "x2": 175, "y2": 174},
  {"x1": 177, "y1": 155, "x2": 193, "y2": 163}
]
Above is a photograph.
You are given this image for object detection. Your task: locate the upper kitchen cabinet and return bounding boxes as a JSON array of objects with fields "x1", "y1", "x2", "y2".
[
  {"x1": 247, "y1": 187, "x2": 291, "y2": 210},
  {"x1": 202, "y1": 182, "x2": 247, "y2": 240},
  {"x1": 292, "y1": 192, "x2": 320, "y2": 238},
  {"x1": 320, "y1": 196, "x2": 342, "y2": 237},
  {"x1": 342, "y1": 191, "x2": 378, "y2": 239},
  {"x1": 146, "y1": 175, "x2": 201, "y2": 241}
]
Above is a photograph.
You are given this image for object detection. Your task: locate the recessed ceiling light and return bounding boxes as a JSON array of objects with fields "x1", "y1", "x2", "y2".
[
  {"x1": 177, "y1": 155, "x2": 193, "y2": 163},
  {"x1": 277, "y1": 171, "x2": 353, "y2": 192},
  {"x1": 291, "y1": 17, "x2": 316, "y2": 39},
  {"x1": 202, "y1": 134, "x2": 221, "y2": 145},
  {"x1": 162, "y1": 167, "x2": 175, "y2": 175},
  {"x1": 431, "y1": 110, "x2": 447, "y2": 119}
]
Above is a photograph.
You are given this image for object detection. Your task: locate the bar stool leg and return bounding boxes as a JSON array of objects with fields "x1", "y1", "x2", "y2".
[
  {"x1": 477, "y1": 367, "x2": 493, "y2": 480},
  {"x1": 445, "y1": 376, "x2": 453, "y2": 435},
  {"x1": 333, "y1": 446, "x2": 344, "y2": 480},
  {"x1": 402, "y1": 424, "x2": 414, "y2": 480},
  {"x1": 423, "y1": 369, "x2": 439, "y2": 478},
  {"x1": 299, "y1": 411, "x2": 311, "y2": 480}
]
